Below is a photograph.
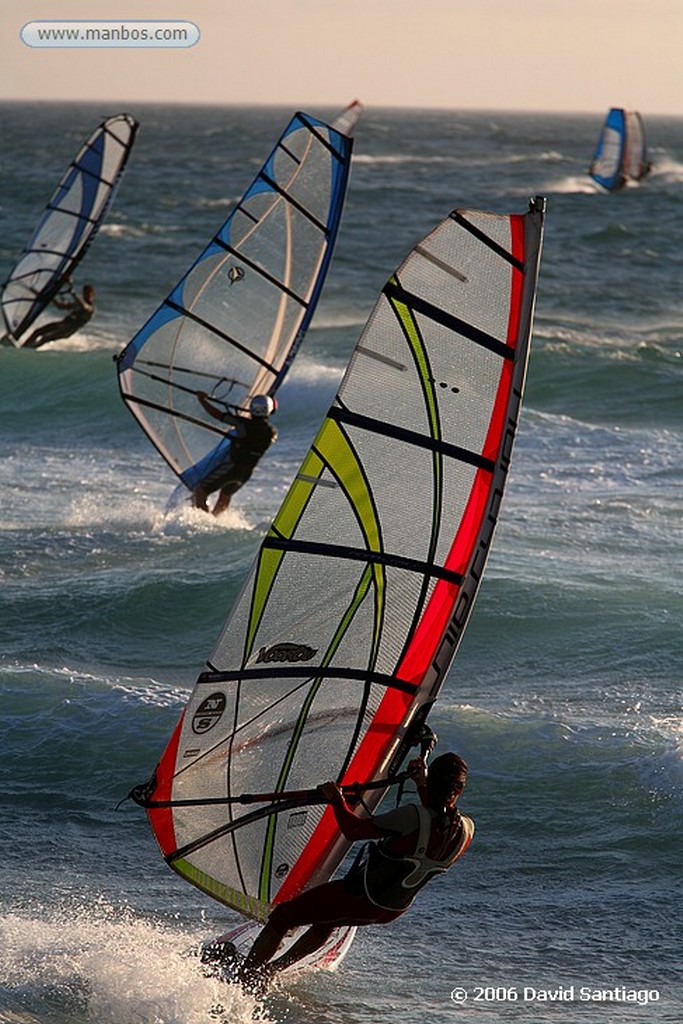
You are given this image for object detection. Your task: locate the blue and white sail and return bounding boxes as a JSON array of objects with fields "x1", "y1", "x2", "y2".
[
  {"x1": 1, "y1": 114, "x2": 138, "y2": 344},
  {"x1": 116, "y1": 109, "x2": 355, "y2": 492},
  {"x1": 589, "y1": 108, "x2": 650, "y2": 192}
]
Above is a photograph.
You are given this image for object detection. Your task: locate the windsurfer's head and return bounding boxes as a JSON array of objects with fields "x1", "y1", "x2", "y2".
[
  {"x1": 249, "y1": 394, "x2": 276, "y2": 418},
  {"x1": 83, "y1": 284, "x2": 95, "y2": 301},
  {"x1": 426, "y1": 752, "x2": 468, "y2": 808}
]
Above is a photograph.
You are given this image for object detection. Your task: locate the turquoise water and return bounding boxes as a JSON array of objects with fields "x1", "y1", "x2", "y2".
[{"x1": 0, "y1": 103, "x2": 681, "y2": 1023}]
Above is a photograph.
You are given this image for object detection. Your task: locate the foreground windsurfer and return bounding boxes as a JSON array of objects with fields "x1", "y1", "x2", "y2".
[
  {"x1": 210, "y1": 751, "x2": 473, "y2": 987},
  {"x1": 193, "y1": 392, "x2": 278, "y2": 515},
  {"x1": 23, "y1": 281, "x2": 96, "y2": 349}
]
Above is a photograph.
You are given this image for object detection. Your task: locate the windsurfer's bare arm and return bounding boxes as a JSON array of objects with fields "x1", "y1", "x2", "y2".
[
  {"x1": 407, "y1": 757, "x2": 430, "y2": 807},
  {"x1": 318, "y1": 781, "x2": 383, "y2": 841},
  {"x1": 196, "y1": 391, "x2": 242, "y2": 428}
]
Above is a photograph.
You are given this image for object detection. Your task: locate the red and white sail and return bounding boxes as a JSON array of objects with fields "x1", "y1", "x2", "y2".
[{"x1": 140, "y1": 198, "x2": 546, "y2": 923}]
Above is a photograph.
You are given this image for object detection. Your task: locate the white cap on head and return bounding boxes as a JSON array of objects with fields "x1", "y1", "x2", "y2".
[{"x1": 249, "y1": 394, "x2": 276, "y2": 417}]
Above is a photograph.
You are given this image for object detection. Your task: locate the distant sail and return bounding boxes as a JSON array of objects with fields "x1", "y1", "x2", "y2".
[
  {"x1": 1, "y1": 114, "x2": 138, "y2": 344},
  {"x1": 116, "y1": 110, "x2": 354, "y2": 492},
  {"x1": 331, "y1": 99, "x2": 363, "y2": 137},
  {"x1": 589, "y1": 107, "x2": 650, "y2": 191},
  {"x1": 133, "y1": 198, "x2": 546, "y2": 925},
  {"x1": 623, "y1": 111, "x2": 649, "y2": 181}
]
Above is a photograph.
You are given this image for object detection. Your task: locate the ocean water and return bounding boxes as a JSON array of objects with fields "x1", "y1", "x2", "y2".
[{"x1": 0, "y1": 103, "x2": 681, "y2": 1024}]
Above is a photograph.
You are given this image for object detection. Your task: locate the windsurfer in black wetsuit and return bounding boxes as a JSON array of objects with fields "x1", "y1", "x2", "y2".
[
  {"x1": 23, "y1": 280, "x2": 96, "y2": 349},
  {"x1": 207, "y1": 751, "x2": 474, "y2": 987},
  {"x1": 193, "y1": 392, "x2": 278, "y2": 515}
]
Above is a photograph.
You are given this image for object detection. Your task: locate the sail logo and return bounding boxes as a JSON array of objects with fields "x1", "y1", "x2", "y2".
[
  {"x1": 192, "y1": 692, "x2": 226, "y2": 734},
  {"x1": 255, "y1": 642, "x2": 318, "y2": 664}
]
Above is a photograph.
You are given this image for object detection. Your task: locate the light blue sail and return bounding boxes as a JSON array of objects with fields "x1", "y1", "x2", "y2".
[
  {"x1": 1, "y1": 114, "x2": 138, "y2": 343},
  {"x1": 117, "y1": 109, "x2": 356, "y2": 492},
  {"x1": 589, "y1": 108, "x2": 627, "y2": 191},
  {"x1": 589, "y1": 108, "x2": 649, "y2": 192}
]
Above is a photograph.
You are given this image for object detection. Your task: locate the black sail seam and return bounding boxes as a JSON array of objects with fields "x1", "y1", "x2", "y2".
[
  {"x1": 452, "y1": 211, "x2": 525, "y2": 272},
  {"x1": 211, "y1": 237, "x2": 308, "y2": 307},
  {"x1": 298, "y1": 113, "x2": 349, "y2": 161},
  {"x1": 44, "y1": 205, "x2": 99, "y2": 227},
  {"x1": 329, "y1": 406, "x2": 495, "y2": 473},
  {"x1": 164, "y1": 299, "x2": 278, "y2": 372},
  {"x1": 198, "y1": 665, "x2": 419, "y2": 696},
  {"x1": 383, "y1": 280, "x2": 514, "y2": 361},
  {"x1": 259, "y1": 170, "x2": 329, "y2": 236},
  {"x1": 262, "y1": 535, "x2": 464, "y2": 586}
]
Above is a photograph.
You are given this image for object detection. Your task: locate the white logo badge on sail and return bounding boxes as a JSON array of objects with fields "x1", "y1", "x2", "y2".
[{"x1": 192, "y1": 693, "x2": 226, "y2": 734}]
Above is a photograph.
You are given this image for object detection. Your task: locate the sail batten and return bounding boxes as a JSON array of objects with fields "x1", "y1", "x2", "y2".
[
  {"x1": 452, "y1": 210, "x2": 526, "y2": 269},
  {"x1": 140, "y1": 197, "x2": 546, "y2": 924},
  {"x1": 262, "y1": 535, "x2": 466, "y2": 584},
  {"x1": 1, "y1": 113, "x2": 138, "y2": 343},
  {"x1": 329, "y1": 406, "x2": 496, "y2": 470},
  {"x1": 117, "y1": 110, "x2": 354, "y2": 489},
  {"x1": 211, "y1": 239, "x2": 310, "y2": 306},
  {"x1": 383, "y1": 281, "x2": 515, "y2": 358}
]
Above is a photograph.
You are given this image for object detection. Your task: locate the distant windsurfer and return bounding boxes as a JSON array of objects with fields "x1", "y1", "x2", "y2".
[
  {"x1": 210, "y1": 751, "x2": 474, "y2": 987},
  {"x1": 193, "y1": 392, "x2": 278, "y2": 515},
  {"x1": 23, "y1": 280, "x2": 95, "y2": 349}
]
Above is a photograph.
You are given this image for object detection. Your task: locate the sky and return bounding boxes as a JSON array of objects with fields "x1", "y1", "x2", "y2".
[{"x1": 1, "y1": 0, "x2": 681, "y2": 115}]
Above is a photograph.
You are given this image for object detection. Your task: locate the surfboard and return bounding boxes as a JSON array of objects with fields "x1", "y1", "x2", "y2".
[{"x1": 199, "y1": 919, "x2": 356, "y2": 988}]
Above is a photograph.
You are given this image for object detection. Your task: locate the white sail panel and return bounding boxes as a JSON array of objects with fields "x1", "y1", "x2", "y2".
[
  {"x1": 1, "y1": 114, "x2": 138, "y2": 343},
  {"x1": 624, "y1": 111, "x2": 649, "y2": 181},
  {"x1": 139, "y1": 199, "x2": 546, "y2": 923},
  {"x1": 117, "y1": 111, "x2": 354, "y2": 490}
]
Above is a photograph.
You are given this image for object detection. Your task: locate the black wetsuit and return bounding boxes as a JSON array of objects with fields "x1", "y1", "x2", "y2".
[
  {"x1": 200, "y1": 415, "x2": 277, "y2": 497},
  {"x1": 23, "y1": 293, "x2": 94, "y2": 349}
]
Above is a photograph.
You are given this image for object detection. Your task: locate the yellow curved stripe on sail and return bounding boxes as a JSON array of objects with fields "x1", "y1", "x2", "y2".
[
  {"x1": 245, "y1": 417, "x2": 385, "y2": 661},
  {"x1": 245, "y1": 416, "x2": 388, "y2": 902},
  {"x1": 175, "y1": 858, "x2": 269, "y2": 922},
  {"x1": 244, "y1": 447, "x2": 324, "y2": 659},
  {"x1": 387, "y1": 280, "x2": 442, "y2": 554},
  {"x1": 316, "y1": 416, "x2": 384, "y2": 554},
  {"x1": 387, "y1": 278, "x2": 441, "y2": 444},
  {"x1": 258, "y1": 563, "x2": 378, "y2": 902}
]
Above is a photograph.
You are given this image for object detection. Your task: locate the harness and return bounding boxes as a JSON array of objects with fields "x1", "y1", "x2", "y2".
[
  {"x1": 231, "y1": 419, "x2": 276, "y2": 465},
  {"x1": 357, "y1": 805, "x2": 475, "y2": 912}
]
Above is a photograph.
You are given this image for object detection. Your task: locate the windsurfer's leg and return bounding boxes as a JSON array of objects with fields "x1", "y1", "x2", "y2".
[
  {"x1": 23, "y1": 326, "x2": 52, "y2": 348},
  {"x1": 193, "y1": 485, "x2": 210, "y2": 512},
  {"x1": 240, "y1": 919, "x2": 287, "y2": 974},
  {"x1": 211, "y1": 488, "x2": 232, "y2": 516},
  {"x1": 240, "y1": 880, "x2": 350, "y2": 978},
  {"x1": 211, "y1": 472, "x2": 245, "y2": 516},
  {"x1": 268, "y1": 923, "x2": 336, "y2": 975},
  {"x1": 23, "y1": 320, "x2": 70, "y2": 349}
]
